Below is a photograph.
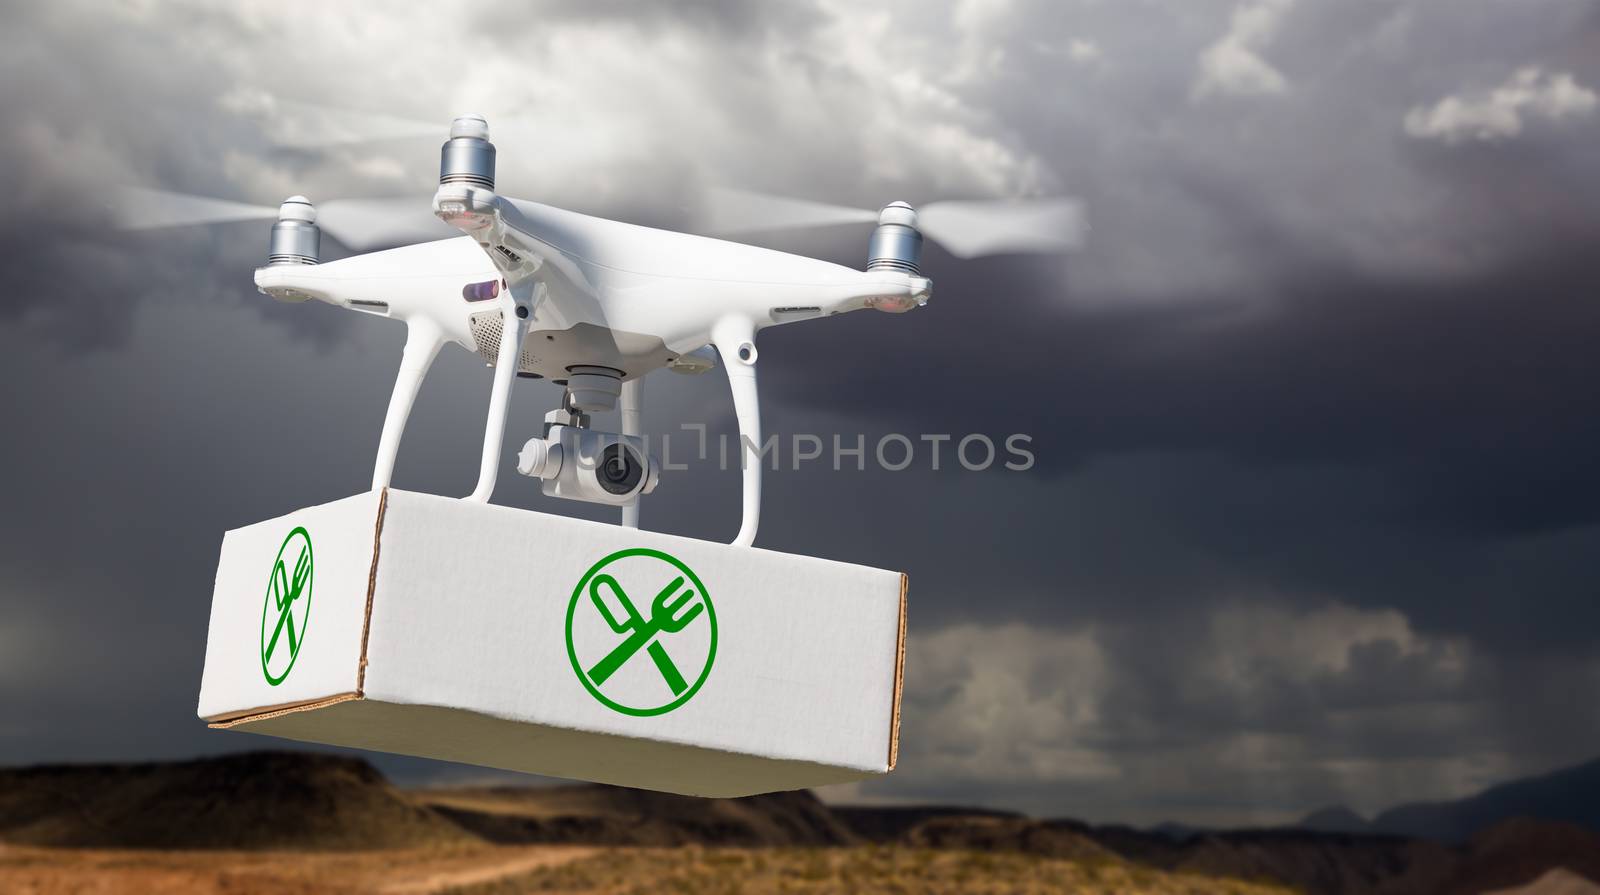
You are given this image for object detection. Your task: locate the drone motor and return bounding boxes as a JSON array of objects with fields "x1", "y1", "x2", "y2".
[
  {"x1": 266, "y1": 196, "x2": 319, "y2": 267},
  {"x1": 440, "y1": 115, "x2": 496, "y2": 190},
  {"x1": 862, "y1": 201, "x2": 926, "y2": 313},
  {"x1": 865, "y1": 201, "x2": 922, "y2": 275}
]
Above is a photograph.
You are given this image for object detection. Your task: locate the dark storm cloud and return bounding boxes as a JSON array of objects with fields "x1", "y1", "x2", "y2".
[
  {"x1": 0, "y1": 4, "x2": 446, "y2": 348},
  {"x1": 739, "y1": 0, "x2": 1600, "y2": 663},
  {"x1": 1, "y1": 0, "x2": 1597, "y2": 827},
  {"x1": 871, "y1": 601, "x2": 1600, "y2": 823}
]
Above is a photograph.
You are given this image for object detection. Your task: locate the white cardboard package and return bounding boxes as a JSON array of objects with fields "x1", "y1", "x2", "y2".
[{"x1": 197, "y1": 489, "x2": 906, "y2": 797}]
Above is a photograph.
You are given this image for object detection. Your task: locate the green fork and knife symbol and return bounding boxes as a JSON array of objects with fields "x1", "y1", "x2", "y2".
[
  {"x1": 585, "y1": 573, "x2": 704, "y2": 695},
  {"x1": 264, "y1": 544, "x2": 311, "y2": 665}
]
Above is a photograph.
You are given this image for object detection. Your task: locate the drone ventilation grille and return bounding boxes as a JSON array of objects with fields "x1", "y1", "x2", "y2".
[{"x1": 468, "y1": 311, "x2": 539, "y2": 374}]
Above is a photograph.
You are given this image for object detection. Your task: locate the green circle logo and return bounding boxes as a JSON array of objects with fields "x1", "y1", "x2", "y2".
[
  {"x1": 260, "y1": 526, "x2": 314, "y2": 686},
  {"x1": 565, "y1": 548, "x2": 717, "y2": 716}
]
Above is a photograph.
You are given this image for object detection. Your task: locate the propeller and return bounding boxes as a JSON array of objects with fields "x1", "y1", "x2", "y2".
[
  {"x1": 700, "y1": 187, "x2": 1088, "y2": 259},
  {"x1": 224, "y1": 95, "x2": 443, "y2": 148},
  {"x1": 238, "y1": 100, "x2": 534, "y2": 151},
  {"x1": 109, "y1": 187, "x2": 454, "y2": 251}
]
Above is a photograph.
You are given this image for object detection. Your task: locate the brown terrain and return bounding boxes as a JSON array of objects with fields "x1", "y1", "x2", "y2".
[
  {"x1": 0, "y1": 751, "x2": 472, "y2": 851},
  {"x1": 412, "y1": 781, "x2": 857, "y2": 847},
  {"x1": 0, "y1": 751, "x2": 1596, "y2": 894},
  {"x1": 1485, "y1": 869, "x2": 1600, "y2": 895}
]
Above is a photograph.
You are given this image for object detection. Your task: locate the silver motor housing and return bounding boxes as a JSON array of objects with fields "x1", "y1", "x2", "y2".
[
  {"x1": 267, "y1": 196, "x2": 319, "y2": 268},
  {"x1": 440, "y1": 115, "x2": 496, "y2": 189},
  {"x1": 866, "y1": 200, "x2": 922, "y2": 274}
]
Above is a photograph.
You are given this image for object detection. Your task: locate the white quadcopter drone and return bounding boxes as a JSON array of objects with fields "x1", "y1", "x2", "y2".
[{"x1": 118, "y1": 115, "x2": 1084, "y2": 546}]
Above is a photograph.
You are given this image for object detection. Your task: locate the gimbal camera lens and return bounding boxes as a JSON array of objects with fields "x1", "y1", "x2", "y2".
[{"x1": 597, "y1": 443, "x2": 644, "y2": 495}]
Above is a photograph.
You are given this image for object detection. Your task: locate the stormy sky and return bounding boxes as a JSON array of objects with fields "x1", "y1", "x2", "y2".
[{"x1": 2, "y1": 0, "x2": 1599, "y2": 827}]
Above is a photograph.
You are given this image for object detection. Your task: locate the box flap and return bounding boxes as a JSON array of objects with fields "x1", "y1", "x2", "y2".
[{"x1": 197, "y1": 491, "x2": 384, "y2": 720}]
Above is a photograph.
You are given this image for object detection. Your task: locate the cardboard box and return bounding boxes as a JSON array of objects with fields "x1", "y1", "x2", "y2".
[{"x1": 198, "y1": 489, "x2": 906, "y2": 797}]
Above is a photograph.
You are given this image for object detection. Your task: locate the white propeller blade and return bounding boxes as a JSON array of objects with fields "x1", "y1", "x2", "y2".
[
  {"x1": 109, "y1": 187, "x2": 277, "y2": 230},
  {"x1": 241, "y1": 99, "x2": 538, "y2": 150},
  {"x1": 314, "y1": 198, "x2": 456, "y2": 251},
  {"x1": 918, "y1": 198, "x2": 1087, "y2": 258},
  {"x1": 703, "y1": 188, "x2": 879, "y2": 234},
  {"x1": 110, "y1": 188, "x2": 455, "y2": 251},
  {"x1": 239, "y1": 98, "x2": 443, "y2": 148},
  {"x1": 701, "y1": 187, "x2": 1087, "y2": 258}
]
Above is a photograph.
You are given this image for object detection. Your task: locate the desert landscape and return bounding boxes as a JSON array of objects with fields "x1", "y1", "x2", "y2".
[
  {"x1": 3, "y1": 752, "x2": 1600, "y2": 890},
  {"x1": 1, "y1": 751, "x2": 1597, "y2": 894}
]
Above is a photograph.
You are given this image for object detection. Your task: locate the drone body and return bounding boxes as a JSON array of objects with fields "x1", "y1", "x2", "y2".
[
  {"x1": 256, "y1": 203, "x2": 928, "y2": 381},
  {"x1": 250, "y1": 116, "x2": 930, "y2": 546},
  {"x1": 119, "y1": 114, "x2": 1082, "y2": 547}
]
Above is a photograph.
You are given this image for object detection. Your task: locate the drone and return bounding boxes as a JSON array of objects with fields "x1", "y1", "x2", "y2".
[{"x1": 116, "y1": 116, "x2": 1085, "y2": 546}]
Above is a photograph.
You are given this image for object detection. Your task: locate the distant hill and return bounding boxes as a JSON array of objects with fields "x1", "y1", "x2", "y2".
[
  {"x1": 1373, "y1": 757, "x2": 1600, "y2": 842},
  {"x1": 412, "y1": 782, "x2": 857, "y2": 847},
  {"x1": 832, "y1": 804, "x2": 1022, "y2": 842},
  {"x1": 1149, "y1": 820, "x2": 1209, "y2": 840},
  {"x1": 1169, "y1": 828, "x2": 1457, "y2": 895},
  {"x1": 0, "y1": 751, "x2": 474, "y2": 850},
  {"x1": 1301, "y1": 805, "x2": 1374, "y2": 835}
]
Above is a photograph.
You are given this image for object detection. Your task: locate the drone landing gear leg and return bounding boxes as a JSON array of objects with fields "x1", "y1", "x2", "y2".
[
  {"x1": 713, "y1": 317, "x2": 761, "y2": 547},
  {"x1": 372, "y1": 319, "x2": 445, "y2": 491},
  {"x1": 467, "y1": 306, "x2": 529, "y2": 503},
  {"x1": 620, "y1": 378, "x2": 643, "y2": 529}
]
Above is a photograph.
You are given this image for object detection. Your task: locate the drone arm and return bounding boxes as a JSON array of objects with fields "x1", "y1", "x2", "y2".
[
  {"x1": 466, "y1": 305, "x2": 529, "y2": 503},
  {"x1": 712, "y1": 317, "x2": 762, "y2": 547},
  {"x1": 371, "y1": 317, "x2": 445, "y2": 491},
  {"x1": 620, "y1": 378, "x2": 643, "y2": 529}
]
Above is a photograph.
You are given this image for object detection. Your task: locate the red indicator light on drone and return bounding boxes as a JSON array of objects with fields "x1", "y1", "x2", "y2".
[{"x1": 462, "y1": 280, "x2": 500, "y2": 302}]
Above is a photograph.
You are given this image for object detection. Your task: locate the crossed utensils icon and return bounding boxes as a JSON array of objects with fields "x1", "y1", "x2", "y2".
[
  {"x1": 584, "y1": 572, "x2": 704, "y2": 695},
  {"x1": 264, "y1": 544, "x2": 311, "y2": 667}
]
